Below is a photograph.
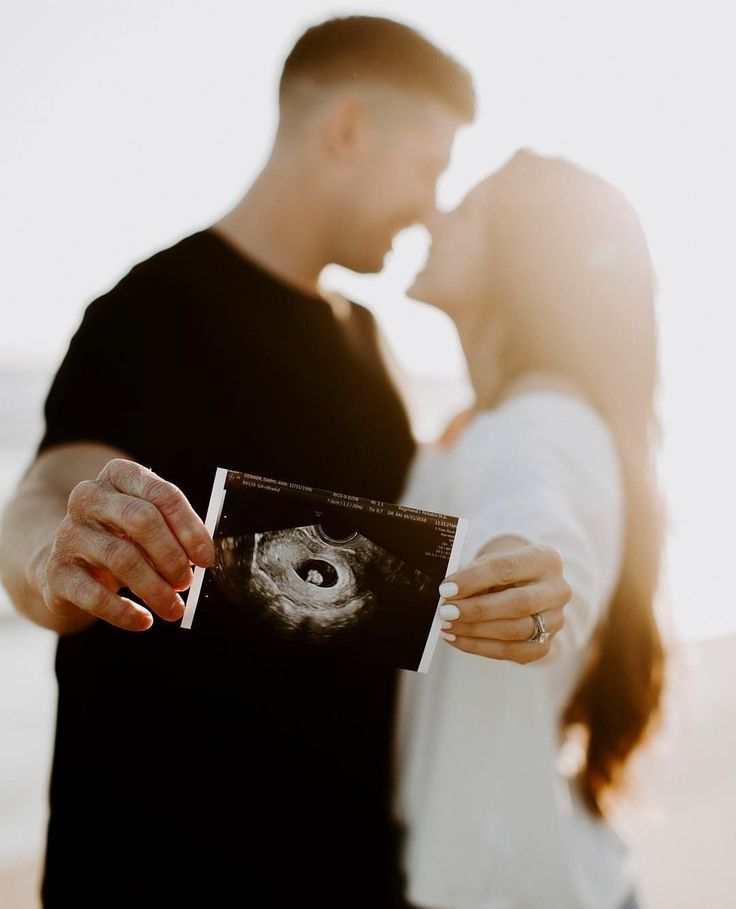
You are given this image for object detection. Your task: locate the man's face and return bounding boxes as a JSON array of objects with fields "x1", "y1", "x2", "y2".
[{"x1": 332, "y1": 95, "x2": 464, "y2": 274}]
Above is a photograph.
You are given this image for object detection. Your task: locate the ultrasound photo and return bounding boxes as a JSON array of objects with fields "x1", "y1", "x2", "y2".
[{"x1": 181, "y1": 469, "x2": 468, "y2": 672}]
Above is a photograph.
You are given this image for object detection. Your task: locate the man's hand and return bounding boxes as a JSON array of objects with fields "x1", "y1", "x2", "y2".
[
  {"x1": 436, "y1": 537, "x2": 571, "y2": 664},
  {"x1": 32, "y1": 458, "x2": 215, "y2": 632}
]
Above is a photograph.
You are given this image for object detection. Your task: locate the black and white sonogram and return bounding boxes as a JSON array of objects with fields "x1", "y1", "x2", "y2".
[{"x1": 181, "y1": 469, "x2": 468, "y2": 672}]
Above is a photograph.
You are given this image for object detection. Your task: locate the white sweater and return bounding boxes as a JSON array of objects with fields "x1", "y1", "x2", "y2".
[{"x1": 394, "y1": 391, "x2": 632, "y2": 909}]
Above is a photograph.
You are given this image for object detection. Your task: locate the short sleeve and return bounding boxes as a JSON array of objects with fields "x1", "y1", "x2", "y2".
[{"x1": 37, "y1": 269, "x2": 197, "y2": 468}]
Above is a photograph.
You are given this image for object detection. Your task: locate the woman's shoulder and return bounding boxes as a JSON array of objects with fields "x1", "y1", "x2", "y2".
[
  {"x1": 499, "y1": 369, "x2": 585, "y2": 402},
  {"x1": 434, "y1": 374, "x2": 592, "y2": 448},
  {"x1": 410, "y1": 371, "x2": 622, "y2": 511},
  {"x1": 495, "y1": 371, "x2": 598, "y2": 425},
  {"x1": 469, "y1": 372, "x2": 616, "y2": 456}
]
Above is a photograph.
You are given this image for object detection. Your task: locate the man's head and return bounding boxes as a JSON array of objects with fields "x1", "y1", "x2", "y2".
[{"x1": 274, "y1": 16, "x2": 476, "y2": 273}]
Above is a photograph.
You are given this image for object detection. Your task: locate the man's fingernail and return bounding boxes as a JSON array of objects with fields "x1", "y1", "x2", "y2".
[
  {"x1": 439, "y1": 581, "x2": 459, "y2": 598},
  {"x1": 177, "y1": 569, "x2": 194, "y2": 590},
  {"x1": 440, "y1": 631, "x2": 456, "y2": 642},
  {"x1": 439, "y1": 604, "x2": 460, "y2": 621},
  {"x1": 129, "y1": 609, "x2": 153, "y2": 631},
  {"x1": 195, "y1": 544, "x2": 214, "y2": 565}
]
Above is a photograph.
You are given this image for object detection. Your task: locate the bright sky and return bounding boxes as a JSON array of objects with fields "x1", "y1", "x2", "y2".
[{"x1": 1, "y1": 0, "x2": 734, "y2": 640}]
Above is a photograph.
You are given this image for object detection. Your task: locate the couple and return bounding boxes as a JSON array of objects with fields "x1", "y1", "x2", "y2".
[{"x1": 0, "y1": 15, "x2": 665, "y2": 909}]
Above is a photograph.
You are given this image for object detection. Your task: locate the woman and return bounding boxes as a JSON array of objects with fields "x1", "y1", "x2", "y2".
[{"x1": 394, "y1": 149, "x2": 667, "y2": 909}]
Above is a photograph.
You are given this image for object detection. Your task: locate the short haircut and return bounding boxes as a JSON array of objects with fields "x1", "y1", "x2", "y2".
[{"x1": 279, "y1": 15, "x2": 476, "y2": 122}]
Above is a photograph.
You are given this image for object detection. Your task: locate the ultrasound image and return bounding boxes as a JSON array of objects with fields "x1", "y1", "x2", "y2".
[
  {"x1": 182, "y1": 469, "x2": 467, "y2": 672},
  {"x1": 211, "y1": 523, "x2": 434, "y2": 642}
]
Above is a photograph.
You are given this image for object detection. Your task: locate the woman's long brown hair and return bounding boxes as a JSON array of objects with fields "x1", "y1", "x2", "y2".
[{"x1": 479, "y1": 150, "x2": 667, "y2": 816}]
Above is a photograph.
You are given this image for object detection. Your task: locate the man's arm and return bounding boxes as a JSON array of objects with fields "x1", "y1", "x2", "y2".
[{"x1": 0, "y1": 442, "x2": 215, "y2": 634}]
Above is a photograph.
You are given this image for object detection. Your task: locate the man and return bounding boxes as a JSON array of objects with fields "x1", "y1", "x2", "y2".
[{"x1": 0, "y1": 16, "x2": 570, "y2": 907}]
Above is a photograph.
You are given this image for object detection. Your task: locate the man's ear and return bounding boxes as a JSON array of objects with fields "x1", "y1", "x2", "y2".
[{"x1": 321, "y1": 94, "x2": 370, "y2": 161}]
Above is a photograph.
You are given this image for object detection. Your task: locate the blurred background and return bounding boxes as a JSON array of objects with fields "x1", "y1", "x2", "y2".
[{"x1": 1, "y1": 1, "x2": 734, "y2": 905}]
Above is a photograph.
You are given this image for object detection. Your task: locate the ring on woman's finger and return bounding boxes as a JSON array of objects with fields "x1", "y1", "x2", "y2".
[{"x1": 524, "y1": 612, "x2": 550, "y2": 644}]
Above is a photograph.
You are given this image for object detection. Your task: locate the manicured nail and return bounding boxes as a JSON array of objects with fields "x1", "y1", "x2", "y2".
[
  {"x1": 440, "y1": 631, "x2": 456, "y2": 642},
  {"x1": 439, "y1": 604, "x2": 460, "y2": 621},
  {"x1": 439, "y1": 580, "x2": 459, "y2": 598},
  {"x1": 441, "y1": 621, "x2": 453, "y2": 630}
]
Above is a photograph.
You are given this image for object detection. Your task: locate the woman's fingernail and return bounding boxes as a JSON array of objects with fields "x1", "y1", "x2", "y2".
[
  {"x1": 439, "y1": 604, "x2": 461, "y2": 621},
  {"x1": 439, "y1": 580, "x2": 459, "y2": 598},
  {"x1": 441, "y1": 621, "x2": 453, "y2": 630},
  {"x1": 441, "y1": 631, "x2": 456, "y2": 642}
]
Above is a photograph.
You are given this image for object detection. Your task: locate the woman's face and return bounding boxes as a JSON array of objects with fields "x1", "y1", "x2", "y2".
[
  {"x1": 409, "y1": 178, "x2": 510, "y2": 401},
  {"x1": 407, "y1": 181, "x2": 492, "y2": 323}
]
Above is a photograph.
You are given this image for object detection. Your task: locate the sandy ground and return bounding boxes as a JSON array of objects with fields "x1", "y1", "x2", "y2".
[
  {"x1": 0, "y1": 617, "x2": 734, "y2": 909},
  {"x1": 0, "y1": 620, "x2": 56, "y2": 909},
  {"x1": 619, "y1": 631, "x2": 736, "y2": 907}
]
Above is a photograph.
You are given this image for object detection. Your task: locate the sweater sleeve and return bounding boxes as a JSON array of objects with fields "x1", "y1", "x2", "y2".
[{"x1": 451, "y1": 392, "x2": 625, "y2": 661}]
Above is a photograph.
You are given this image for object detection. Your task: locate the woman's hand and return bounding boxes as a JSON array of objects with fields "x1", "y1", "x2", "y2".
[{"x1": 437, "y1": 536, "x2": 571, "y2": 664}]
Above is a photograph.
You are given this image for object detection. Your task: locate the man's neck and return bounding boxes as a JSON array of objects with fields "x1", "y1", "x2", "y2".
[{"x1": 211, "y1": 164, "x2": 330, "y2": 300}]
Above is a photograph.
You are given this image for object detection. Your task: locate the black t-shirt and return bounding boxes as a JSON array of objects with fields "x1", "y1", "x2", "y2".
[{"x1": 37, "y1": 229, "x2": 417, "y2": 907}]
